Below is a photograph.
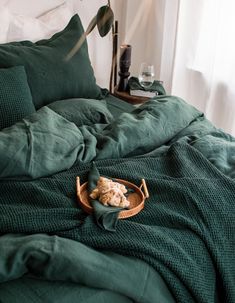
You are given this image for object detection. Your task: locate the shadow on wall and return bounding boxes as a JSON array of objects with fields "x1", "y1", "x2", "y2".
[
  {"x1": 210, "y1": 83, "x2": 235, "y2": 134},
  {"x1": 184, "y1": 68, "x2": 210, "y2": 113},
  {"x1": 186, "y1": 70, "x2": 234, "y2": 135}
]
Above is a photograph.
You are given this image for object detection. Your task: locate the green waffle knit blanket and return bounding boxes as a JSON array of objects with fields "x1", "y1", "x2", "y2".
[{"x1": 1, "y1": 143, "x2": 235, "y2": 302}]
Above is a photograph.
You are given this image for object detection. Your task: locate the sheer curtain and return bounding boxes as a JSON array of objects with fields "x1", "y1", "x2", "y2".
[{"x1": 171, "y1": 0, "x2": 235, "y2": 136}]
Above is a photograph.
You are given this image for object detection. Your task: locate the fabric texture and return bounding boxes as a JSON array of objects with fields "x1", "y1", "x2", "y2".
[
  {"x1": 0, "y1": 6, "x2": 10, "y2": 43},
  {"x1": 0, "y1": 14, "x2": 103, "y2": 109},
  {"x1": 0, "y1": 143, "x2": 235, "y2": 303},
  {"x1": 0, "y1": 96, "x2": 202, "y2": 179},
  {"x1": 87, "y1": 162, "x2": 123, "y2": 231},
  {"x1": 104, "y1": 91, "x2": 134, "y2": 118},
  {"x1": 0, "y1": 95, "x2": 235, "y2": 302},
  {"x1": 128, "y1": 76, "x2": 166, "y2": 95},
  {"x1": 1, "y1": 2, "x2": 73, "y2": 43},
  {"x1": 0, "y1": 66, "x2": 35, "y2": 130},
  {"x1": 47, "y1": 98, "x2": 113, "y2": 127},
  {"x1": 0, "y1": 233, "x2": 175, "y2": 303},
  {"x1": 171, "y1": 1, "x2": 235, "y2": 137},
  {"x1": 0, "y1": 0, "x2": 65, "y2": 18}
]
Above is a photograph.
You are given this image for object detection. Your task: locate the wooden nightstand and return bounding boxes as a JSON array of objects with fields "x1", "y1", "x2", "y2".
[{"x1": 113, "y1": 86, "x2": 149, "y2": 105}]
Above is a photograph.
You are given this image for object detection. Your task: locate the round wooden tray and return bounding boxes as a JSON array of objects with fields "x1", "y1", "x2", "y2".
[{"x1": 76, "y1": 177, "x2": 149, "y2": 219}]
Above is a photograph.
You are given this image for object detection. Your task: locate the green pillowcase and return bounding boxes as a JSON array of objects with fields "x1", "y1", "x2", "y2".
[
  {"x1": 0, "y1": 14, "x2": 103, "y2": 109},
  {"x1": 47, "y1": 98, "x2": 113, "y2": 127},
  {"x1": 0, "y1": 66, "x2": 36, "y2": 130}
]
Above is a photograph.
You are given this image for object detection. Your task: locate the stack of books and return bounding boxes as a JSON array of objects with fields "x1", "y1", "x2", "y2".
[
  {"x1": 128, "y1": 77, "x2": 165, "y2": 98},
  {"x1": 129, "y1": 90, "x2": 158, "y2": 98}
]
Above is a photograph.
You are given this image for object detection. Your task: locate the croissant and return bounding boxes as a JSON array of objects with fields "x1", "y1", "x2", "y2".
[{"x1": 90, "y1": 177, "x2": 130, "y2": 208}]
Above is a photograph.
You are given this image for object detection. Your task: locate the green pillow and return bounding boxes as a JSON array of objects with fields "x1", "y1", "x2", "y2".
[
  {"x1": 0, "y1": 14, "x2": 103, "y2": 109},
  {"x1": 47, "y1": 98, "x2": 113, "y2": 127},
  {"x1": 0, "y1": 66, "x2": 36, "y2": 130}
]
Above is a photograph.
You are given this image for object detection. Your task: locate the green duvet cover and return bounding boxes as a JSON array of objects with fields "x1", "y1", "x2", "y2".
[{"x1": 0, "y1": 95, "x2": 235, "y2": 303}]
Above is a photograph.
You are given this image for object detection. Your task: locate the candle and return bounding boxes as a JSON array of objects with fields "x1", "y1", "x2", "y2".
[
  {"x1": 117, "y1": 44, "x2": 132, "y2": 92},
  {"x1": 120, "y1": 44, "x2": 132, "y2": 66}
]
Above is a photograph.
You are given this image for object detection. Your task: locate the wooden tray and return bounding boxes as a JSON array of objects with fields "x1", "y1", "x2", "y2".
[{"x1": 76, "y1": 177, "x2": 149, "y2": 219}]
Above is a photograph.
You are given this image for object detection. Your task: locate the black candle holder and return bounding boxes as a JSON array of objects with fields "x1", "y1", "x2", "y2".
[{"x1": 117, "y1": 44, "x2": 132, "y2": 92}]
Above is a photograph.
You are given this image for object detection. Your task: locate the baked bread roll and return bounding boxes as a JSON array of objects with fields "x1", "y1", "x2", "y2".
[{"x1": 90, "y1": 177, "x2": 130, "y2": 208}]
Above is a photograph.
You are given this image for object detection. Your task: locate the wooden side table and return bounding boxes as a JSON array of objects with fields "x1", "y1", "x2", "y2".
[{"x1": 113, "y1": 87, "x2": 149, "y2": 105}]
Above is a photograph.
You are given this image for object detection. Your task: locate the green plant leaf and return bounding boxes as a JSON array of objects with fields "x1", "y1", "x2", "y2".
[
  {"x1": 85, "y1": 15, "x2": 97, "y2": 35},
  {"x1": 96, "y1": 5, "x2": 114, "y2": 37},
  {"x1": 65, "y1": 5, "x2": 114, "y2": 61}
]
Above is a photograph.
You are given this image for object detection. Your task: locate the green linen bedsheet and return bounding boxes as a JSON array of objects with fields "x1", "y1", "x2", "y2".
[
  {"x1": 0, "y1": 233, "x2": 175, "y2": 303},
  {"x1": 0, "y1": 95, "x2": 235, "y2": 302},
  {"x1": 0, "y1": 95, "x2": 206, "y2": 179}
]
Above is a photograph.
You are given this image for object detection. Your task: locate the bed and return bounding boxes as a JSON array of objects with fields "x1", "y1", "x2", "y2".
[{"x1": 0, "y1": 8, "x2": 235, "y2": 303}]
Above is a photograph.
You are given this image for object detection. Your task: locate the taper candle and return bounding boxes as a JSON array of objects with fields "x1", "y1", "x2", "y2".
[
  {"x1": 117, "y1": 44, "x2": 132, "y2": 92},
  {"x1": 120, "y1": 44, "x2": 132, "y2": 65}
]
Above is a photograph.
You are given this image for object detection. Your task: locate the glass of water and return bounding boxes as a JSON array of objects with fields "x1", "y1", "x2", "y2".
[{"x1": 138, "y1": 63, "x2": 155, "y2": 89}]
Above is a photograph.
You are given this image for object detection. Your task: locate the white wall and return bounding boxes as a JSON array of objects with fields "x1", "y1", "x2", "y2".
[
  {"x1": 113, "y1": 0, "x2": 179, "y2": 93},
  {"x1": 122, "y1": 0, "x2": 164, "y2": 81},
  {"x1": 160, "y1": 0, "x2": 179, "y2": 93}
]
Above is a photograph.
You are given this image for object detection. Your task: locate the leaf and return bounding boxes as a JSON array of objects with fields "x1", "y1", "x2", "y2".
[
  {"x1": 65, "y1": 6, "x2": 113, "y2": 61},
  {"x1": 85, "y1": 15, "x2": 97, "y2": 35},
  {"x1": 96, "y1": 5, "x2": 114, "y2": 37},
  {"x1": 65, "y1": 32, "x2": 86, "y2": 61},
  {"x1": 65, "y1": 16, "x2": 97, "y2": 61}
]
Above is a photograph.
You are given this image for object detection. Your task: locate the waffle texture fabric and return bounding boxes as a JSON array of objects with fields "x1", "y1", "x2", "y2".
[
  {"x1": 0, "y1": 66, "x2": 35, "y2": 130},
  {"x1": 0, "y1": 143, "x2": 235, "y2": 302}
]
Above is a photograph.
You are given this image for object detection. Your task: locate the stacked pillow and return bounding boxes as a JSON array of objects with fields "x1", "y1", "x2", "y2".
[
  {"x1": 0, "y1": 7, "x2": 9, "y2": 43},
  {"x1": 0, "y1": 66, "x2": 36, "y2": 130},
  {"x1": 0, "y1": 5, "x2": 105, "y2": 129},
  {"x1": 47, "y1": 98, "x2": 113, "y2": 127},
  {"x1": 0, "y1": 0, "x2": 65, "y2": 17},
  {"x1": 0, "y1": 14, "x2": 103, "y2": 110},
  {"x1": 0, "y1": 2, "x2": 72, "y2": 43}
]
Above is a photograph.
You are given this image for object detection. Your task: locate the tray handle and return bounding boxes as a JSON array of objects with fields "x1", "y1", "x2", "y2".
[
  {"x1": 76, "y1": 176, "x2": 81, "y2": 198},
  {"x1": 140, "y1": 179, "x2": 149, "y2": 199}
]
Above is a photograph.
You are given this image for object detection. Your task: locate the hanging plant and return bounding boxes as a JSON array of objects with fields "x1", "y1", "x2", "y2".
[
  {"x1": 96, "y1": 5, "x2": 114, "y2": 37},
  {"x1": 66, "y1": 4, "x2": 114, "y2": 61}
]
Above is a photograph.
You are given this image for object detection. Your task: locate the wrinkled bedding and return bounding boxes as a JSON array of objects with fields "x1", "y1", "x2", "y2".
[
  {"x1": 2, "y1": 95, "x2": 233, "y2": 180},
  {"x1": 0, "y1": 95, "x2": 235, "y2": 303}
]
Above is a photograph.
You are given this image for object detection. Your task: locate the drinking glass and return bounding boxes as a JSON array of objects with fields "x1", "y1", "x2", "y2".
[{"x1": 138, "y1": 63, "x2": 155, "y2": 89}]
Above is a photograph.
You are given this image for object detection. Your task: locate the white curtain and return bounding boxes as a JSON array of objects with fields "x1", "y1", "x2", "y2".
[{"x1": 172, "y1": 0, "x2": 235, "y2": 136}]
